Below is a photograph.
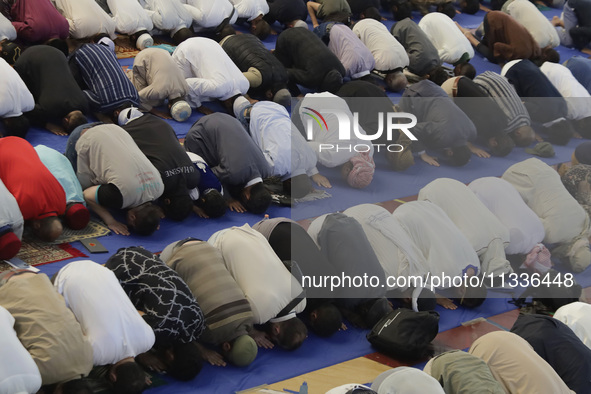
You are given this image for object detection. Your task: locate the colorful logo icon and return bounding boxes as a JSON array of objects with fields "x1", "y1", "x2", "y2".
[{"x1": 302, "y1": 107, "x2": 328, "y2": 132}]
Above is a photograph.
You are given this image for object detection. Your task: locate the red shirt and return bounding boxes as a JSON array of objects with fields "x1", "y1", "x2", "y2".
[{"x1": 0, "y1": 137, "x2": 66, "y2": 220}]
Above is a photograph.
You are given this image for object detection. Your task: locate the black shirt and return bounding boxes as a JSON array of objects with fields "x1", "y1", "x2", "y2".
[{"x1": 122, "y1": 114, "x2": 199, "y2": 199}]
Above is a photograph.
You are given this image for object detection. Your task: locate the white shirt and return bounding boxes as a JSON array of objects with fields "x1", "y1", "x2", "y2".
[
  {"x1": 419, "y1": 178, "x2": 510, "y2": 254},
  {"x1": 208, "y1": 224, "x2": 306, "y2": 325},
  {"x1": 181, "y1": 0, "x2": 237, "y2": 30},
  {"x1": 0, "y1": 13, "x2": 16, "y2": 41},
  {"x1": 300, "y1": 92, "x2": 374, "y2": 168},
  {"x1": 502, "y1": 158, "x2": 589, "y2": 244},
  {"x1": 107, "y1": 0, "x2": 154, "y2": 35},
  {"x1": 352, "y1": 18, "x2": 409, "y2": 72},
  {"x1": 54, "y1": 260, "x2": 155, "y2": 366},
  {"x1": 249, "y1": 101, "x2": 318, "y2": 180},
  {"x1": 229, "y1": 0, "x2": 269, "y2": 21},
  {"x1": 344, "y1": 204, "x2": 429, "y2": 291},
  {"x1": 469, "y1": 177, "x2": 545, "y2": 255},
  {"x1": 418, "y1": 178, "x2": 511, "y2": 277},
  {"x1": 506, "y1": 0, "x2": 560, "y2": 48},
  {"x1": 554, "y1": 302, "x2": 591, "y2": 349},
  {"x1": 0, "y1": 58, "x2": 34, "y2": 119},
  {"x1": 418, "y1": 12, "x2": 474, "y2": 65},
  {"x1": 172, "y1": 37, "x2": 249, "y2": 108},
  {"x1": 393, "y1": 201, "x2": 480, "y2": 286},
  {"x1": 0, "y1": 178, "x2": 23, "y2": 240},
  {"x1": 540, "y1": 61, "x2": 591, "y2": 120},
  {"x1": 139, "y1": 0, "x2": 192, "y2": 34},
  {"x1": 0, "y1": 306, "x2": 42, "y2": 394},
  {"x1": 52, "y1": 0, "x2": 116, "y2": 39}
]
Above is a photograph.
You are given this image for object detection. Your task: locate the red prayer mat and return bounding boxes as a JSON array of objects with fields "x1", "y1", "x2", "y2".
[{"x1": 15, "y1": 241, "x2": 87, "y2": 267}]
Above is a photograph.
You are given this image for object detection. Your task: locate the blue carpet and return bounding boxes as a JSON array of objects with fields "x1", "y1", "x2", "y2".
[{"x1": 25, "y1": 5, "x2": 591, "y2": 393}]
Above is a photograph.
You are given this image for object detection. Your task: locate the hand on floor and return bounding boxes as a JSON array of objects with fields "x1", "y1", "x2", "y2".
[
  {"x1": 311, "y1": 173, "x2": 332, "y2": 188},
  {"x1": 249, "y1": 329, "x2": 274, "y2": 349},
  {"x1": 420, "y1": 152, "x2": 440, "y2": 167}
]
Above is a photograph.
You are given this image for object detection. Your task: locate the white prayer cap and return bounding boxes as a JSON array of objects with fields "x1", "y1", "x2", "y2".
[
  {"x1": 170, "y1": 100, "x2": 192, "y2": 122},
  {"x1": 233, "y1": 96, "x2": 251, "y2": 119},
  {"x1": 136, "y1": 33, "x2": 153, "y2": 50},
  {"x1": 97, "y1": 37, "x2": 115, "y2": 53},
  {"x1": 293, "y1": 20, "x2": 309, "y2": 29}
]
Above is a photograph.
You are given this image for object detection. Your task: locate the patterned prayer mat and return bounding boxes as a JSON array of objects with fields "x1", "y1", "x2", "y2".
[
  {"x1": 14, "y1": 241, "x2": 87, "y2": 267},
  {"x1": 51, "y1": 219, "x2": 111, "y2": 245},
  {"x1": 115, "y1": 36, "x2": 174, "y2": 59}
]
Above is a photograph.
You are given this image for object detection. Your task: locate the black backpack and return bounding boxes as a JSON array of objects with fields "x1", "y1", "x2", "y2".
[{"x1": 367, "y1": 308, "x2": 439, "y2": 362}]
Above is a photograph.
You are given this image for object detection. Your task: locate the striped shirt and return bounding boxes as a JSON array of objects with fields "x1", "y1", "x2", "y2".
[
  {"x1": 161, "y1": 240, "x2": 254, "y2": 345},
  {"x1": 473, "y1": 71, "x2": 531, "y2": 133},
  {"x1": 70, "y1": 43, "x2": 139, "y2": 112}
]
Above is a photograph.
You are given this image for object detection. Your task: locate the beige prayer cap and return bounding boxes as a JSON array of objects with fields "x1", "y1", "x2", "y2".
[
  {"x1": 227, "y1": 335, "x2": 258, "y2": 367},
  {"x1": 569, "y1": 238, "x2": 591, "y2": 273},
  {"x1": 244, "y1": 67, "x2": 263, "y2": 88}
]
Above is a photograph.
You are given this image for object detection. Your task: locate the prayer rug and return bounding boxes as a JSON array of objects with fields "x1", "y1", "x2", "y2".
[
  {"x1": 51, "y1": 220, "x2": 111, "y2": 245},
  {"x1": 16, "y1": 240, "x2": 86, "y2": 267},
  {"x1": 115, "y1": 36, "x2": 173, "y2": 59}
]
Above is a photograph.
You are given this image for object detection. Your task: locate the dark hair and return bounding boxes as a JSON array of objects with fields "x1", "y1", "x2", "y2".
[
  {"x1": 167, "y1": 342, "x2": 203, "y2": 381},
  {"x1": 172, "y1": 27, "x2": 194, "y2": 45},
  {"x1": 243, "y1": 182, "x2": 272, "y2": 214},
  {"x1": 510, "y1": 125, "x2": 535, "y2": 147},
  {"x1": 448, "y1": 145, "x2": 472, "y2": 166},
  {"x1": 163, "y1": 194, "x2": 193, "y2": 221},
  {"x1": 437, "y1": 2, "x2": 457, "y2": 19},
  {"x1": 47, "y1": 38, "x2": 69, "y2": 57},
  {"x1": 287, "y1": 174, "x2": 312, "y2": 199},
  {"x1": 112, "y1": 362, "x2": 146, "y2": 394},
  {"x1": 391, "y1": 2, "x2": 412, "y2": 21},
  {"x1": 541, "y1": 47, "x2": 560, "y2": 64},
  {"x1": 217, "y1": 24, "x2": 236, "y2": 42},
  {"x1": 132, "y1": 203, "x2": 162, "y2": 236},
  {"x1": 461, "y1": 282, "x2": 487, "y2": 308},
  {"x1": 66, "y1": 111, "x2": 88, "y2": 134},
  {"x1": 429, "y1": 66, "x2": 451, "y2": 86},
  {"x1": 2, "y1": 115, "x2": 30, "y2": 138},
  {"x1": 454, "y1": 63, "x2": 476, "y2": 79},
  {"x1": 310, "y1": 302, "x2": 343, "y2": 337},
  {"x1": 462, "y1": 0, "x2": 480, "y2": 14},
  {"x1": 275, "y1": 318, "x2": 308, "y2": 350},
  {"x1": 489, "y1": 133, "x2": 515, "y2": 157},
  {"x1": 197, "y1": 189, "x2": 227, "y2": 218},
  {"x1": 417, "y1": 288, "x2": 437, "y2": 311},
  {"x1": 36, "y1": 216, "x2": 62, "y2": 242},
  {"x1": 60, "y1": 379, "x2": 93, "y2": 394},
  {"x1": 252, "y1": 19, "x2": 271, "y2": 40},
  {"x1": 574, "y1": 116, "x2": 591, "y2": 139},
  {"x1": 320, "y1": 69, "x2": 344, "y2": 93},
  {"x1": 546, "y1": 119, "x2": 574, "y2": 146},
  {"x1": 362, "y1": 7, "x2": 382, "y2": 21}
]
